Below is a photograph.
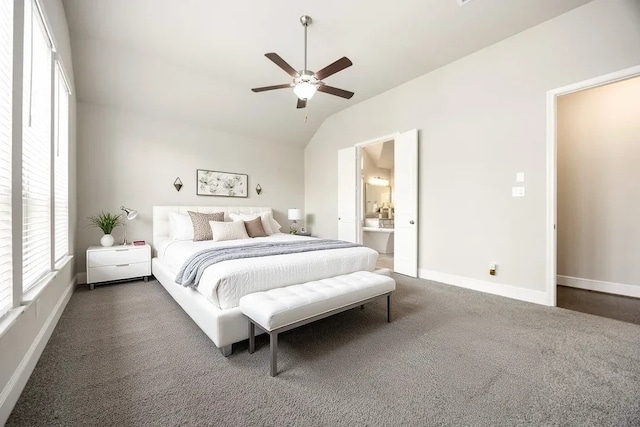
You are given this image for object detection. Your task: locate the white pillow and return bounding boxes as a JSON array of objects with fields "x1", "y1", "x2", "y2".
[
  {"x1": 270, "y1": 216, "x2": 282, "y2": 234},
  {"x1": 230, "y1": 212, "x2": 276, "y2": 235},
  {"x1": 209, "y1": 220, "x2": 249, "y2": 242},
  {"x1": 168, "y1": 211, "x2": 194, "y2": 240}
]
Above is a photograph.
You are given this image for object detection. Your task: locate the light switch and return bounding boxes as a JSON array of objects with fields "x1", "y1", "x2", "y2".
[
  {"x1": 512, "y1": 186, "x2": 525, "y2": 197},
  {"x1": 516, "y1": 172, "x2": 525, "y2": 183}
]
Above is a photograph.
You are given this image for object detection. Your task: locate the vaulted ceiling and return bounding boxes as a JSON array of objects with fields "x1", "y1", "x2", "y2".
[{"x1": 62, "y1": 0, "x2": 591, "y2": 147}]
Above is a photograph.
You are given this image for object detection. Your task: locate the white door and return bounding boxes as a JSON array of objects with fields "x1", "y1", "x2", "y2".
[
  {"x1": 394, "y1": 129, "x2": 419, "y2": 277},
  {"x1": 338, "y1": 147, "x2": 357, "y2": 242}
]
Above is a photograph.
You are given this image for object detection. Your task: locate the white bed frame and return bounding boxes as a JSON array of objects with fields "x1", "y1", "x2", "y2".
[{"x1": 152, "y1": 205, "x2": 275, "y2": 356}]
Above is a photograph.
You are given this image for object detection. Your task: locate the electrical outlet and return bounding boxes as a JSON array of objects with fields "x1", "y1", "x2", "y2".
[{"x1": 489, "y1": 263, "x2": 497, "y2": 276}]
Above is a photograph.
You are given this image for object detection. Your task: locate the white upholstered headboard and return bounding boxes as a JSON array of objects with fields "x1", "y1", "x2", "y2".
[{"x1": 152, "y1": 205, "x2": 273, "y2": 247}]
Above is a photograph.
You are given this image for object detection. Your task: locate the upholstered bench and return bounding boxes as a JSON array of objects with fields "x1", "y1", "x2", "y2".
[{"x1": 239, "y1": 270, "x2": 396, "y2": 376}]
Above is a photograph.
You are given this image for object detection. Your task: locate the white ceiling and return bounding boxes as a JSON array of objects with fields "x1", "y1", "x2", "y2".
[{"x1": 62, "y1": 0, "x2": 591, "y2": 147}]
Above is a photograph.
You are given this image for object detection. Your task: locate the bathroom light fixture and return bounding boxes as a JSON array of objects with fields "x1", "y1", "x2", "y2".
[
  {"x1": 370, "y1": 176, "x2": 389, "y2": 186},
  {"x1": 288, "y1": 208, "x2": 304, "y2": 234},
  {"x1": 120, "y1": 206, "x2": 138, "y2": 245}
]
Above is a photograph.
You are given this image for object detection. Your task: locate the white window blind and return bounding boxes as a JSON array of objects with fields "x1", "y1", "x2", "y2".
[
  {"x1": 22, "y1": 0, "x2": 52, "y2": 291},
  {"x1": 0, "y1": 0, "x2": 13, "y2": 316},
  {"x1": 54, "y1": 64, "x2": 69, "y2": 262}
]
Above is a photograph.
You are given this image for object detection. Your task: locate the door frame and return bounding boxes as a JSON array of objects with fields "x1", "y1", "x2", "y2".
[
  {"x1": 355, "y1": 132, "x2": 399, "y2": 244},
  {"x1": 545, "y1": 65, "x2": 640, "y2": 307}
]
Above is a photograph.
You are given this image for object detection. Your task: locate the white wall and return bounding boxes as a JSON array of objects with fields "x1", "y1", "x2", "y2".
[
  {"x1": 0, "y1": 0, "x2": 77, "y2": 422},
  {"x1": 557, "y1": 75, "x2": 640, "y2": 291},
  {"x1": 76, "y1": 102, "x2": 304, "y2": 274},
  {"x1": 304, "y1": 0, "x2": 640, "y2": 302}
]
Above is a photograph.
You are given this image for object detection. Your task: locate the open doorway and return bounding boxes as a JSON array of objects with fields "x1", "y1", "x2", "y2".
[
  {"x1": 550, "y1": 71, "x2": 640, "y2": 324},
  {"x1": 360, "y1": 140, "x2": 395, "y2": 270},
  {"x1": 338, "y1": 129, "x2": 418, "y2": 276}
]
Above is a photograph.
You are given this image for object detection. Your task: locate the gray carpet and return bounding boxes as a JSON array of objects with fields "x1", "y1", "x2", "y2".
[{"x1": 7, "y1": 275, "x2": 640, "y2": 426}]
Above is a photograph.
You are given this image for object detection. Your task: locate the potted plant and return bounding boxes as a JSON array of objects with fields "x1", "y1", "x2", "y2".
[{"x1": 88, "y1": 211, "x2": 124, "y2": 247}]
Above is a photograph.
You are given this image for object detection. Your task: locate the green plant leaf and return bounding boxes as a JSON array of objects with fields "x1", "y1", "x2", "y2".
[{"x1": 87, "y1": 211, "x2": 124, "y2": 234}]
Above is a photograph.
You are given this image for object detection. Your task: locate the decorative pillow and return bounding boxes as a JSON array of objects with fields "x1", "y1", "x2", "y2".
[
  {"x1": 188, "y1": 211, "x2": 225, "y2": 241},
  {"x1": 230, "y1": 212, "x2": 275, "y2": 235},
  {"x1": 270, "y1": 216, "x2": 282, "y2": 234},
  {"x1": 209, "y1": 220, "x2": 250, "y2": 242},
  {"x1": 244, "y1": 217, "x2": 268, "y2": 238},
  {"x1": 168, "y1": 211, "x2": 194, "y2": 240}
]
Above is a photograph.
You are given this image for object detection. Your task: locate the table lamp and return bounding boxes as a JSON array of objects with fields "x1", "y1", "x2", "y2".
[
  {"x1": 120, "y1": 206, "x2": 138, "y2": 245},
  {"x1": 287, "y1": 208, "x2": 303, "y2": 234}
]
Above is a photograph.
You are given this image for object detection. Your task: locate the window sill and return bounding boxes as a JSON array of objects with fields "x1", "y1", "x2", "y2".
[
  {"x1": 22, "y1": 255, "x2": 74, "y2": 303},
  {"x1": 22, "y1": 271, "x2": 58, "y2": 303},
  {"x1": 0, "y1": 306, "x2": 27, "y2": 340},
  {"x1": 54, "y1": 254, "x2": 73, "y2": 272},
  {"x1": 0, "y1": 255, "x2": 74, "y2": 338}
]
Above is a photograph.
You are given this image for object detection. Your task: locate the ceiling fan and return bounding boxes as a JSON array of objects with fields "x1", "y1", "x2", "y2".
[{"x1": 251, "y1": 15, "x2": 354, "y2": 109}]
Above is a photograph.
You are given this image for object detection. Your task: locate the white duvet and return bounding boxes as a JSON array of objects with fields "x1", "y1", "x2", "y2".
[{"x1": 155, "y1": 234, "x2": 378, "y2": 310}]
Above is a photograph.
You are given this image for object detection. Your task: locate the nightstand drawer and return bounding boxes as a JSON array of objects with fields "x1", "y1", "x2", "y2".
[
  {"x1": 87, "y1": 261, "x2": 150, "y2": 284},
  {"x1": 88, "y1": 247, "x2": 149, "y2": 267}
]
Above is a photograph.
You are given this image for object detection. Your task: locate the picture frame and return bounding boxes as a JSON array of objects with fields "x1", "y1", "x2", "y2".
[{"x1": 196, "y1": 169, "x2": 248, "y2": 198}]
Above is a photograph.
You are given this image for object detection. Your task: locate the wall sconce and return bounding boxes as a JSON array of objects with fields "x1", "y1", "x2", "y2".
[
  {"x1": 174, "y1": 177, "x2": 183, "y2": 192},
  {"x1": 370, "y1": 176, "x2": 389, "y2": 186},
  {"x1": 256, "y1": 184, "x2": 262, "y2": 195}
]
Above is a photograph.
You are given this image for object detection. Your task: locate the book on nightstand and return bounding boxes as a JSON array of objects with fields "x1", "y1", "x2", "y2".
[{"x1": 133, "y1": 240, "x2": 146, "y2": 246}]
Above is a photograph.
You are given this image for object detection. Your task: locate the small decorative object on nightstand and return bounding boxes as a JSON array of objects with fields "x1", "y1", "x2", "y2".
[
  {"x1": 86, "y1": 243, "x2": 151, "y2": 290},
  {"x1": 296, "y1": 227, "x2": 312, "y2": 237}
]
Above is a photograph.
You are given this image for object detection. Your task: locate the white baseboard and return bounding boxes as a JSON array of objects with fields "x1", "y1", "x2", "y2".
[
  {"x1": 0, "y1": 277, "x2": 76, "y2": 424},
  {"x1": 418, "y1": 269, "x2": 550, "y2": 306},
  {"x1": 557, "y1": 275, "x2": 640, "y2": 299}
]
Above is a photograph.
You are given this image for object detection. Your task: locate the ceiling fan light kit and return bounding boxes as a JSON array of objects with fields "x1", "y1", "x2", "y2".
[{"x1": 251, "y1": 15, "x2": 354, "y2": 109}]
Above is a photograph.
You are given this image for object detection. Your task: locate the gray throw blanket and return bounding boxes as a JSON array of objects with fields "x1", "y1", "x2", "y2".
[{"x1": 175, "y1": 239, "x2": 361, "y2": 288}]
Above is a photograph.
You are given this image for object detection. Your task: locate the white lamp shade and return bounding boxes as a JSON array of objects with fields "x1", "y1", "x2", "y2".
[
  {"x1": 288, "y1": 208, "x2": 303, "y2": 221},
  {"x1": 293, "y1": 82, "x2": 317, "y2": 100}
]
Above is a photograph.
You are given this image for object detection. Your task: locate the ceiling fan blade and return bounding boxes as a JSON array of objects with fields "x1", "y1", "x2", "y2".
[
  {"x1": 251, "y1": 83, "x2": 293, "y2": 92},
  {"x1": 314, "y1": 57, "x2": 353, "y2": 81},
  {"x1": 297, "y1": 98, "x2": 307, "y2": 109},
  {"x1": 265, "y1": 53, "x2": 300, "y2": 78},
  {"x1": 317, "y1": 85, "x2": 354, "y2": 99}
]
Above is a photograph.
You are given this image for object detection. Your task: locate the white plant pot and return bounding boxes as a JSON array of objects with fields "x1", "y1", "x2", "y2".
[{"x1": 100, "y1": 234, "x2": 115, "y2": 247}]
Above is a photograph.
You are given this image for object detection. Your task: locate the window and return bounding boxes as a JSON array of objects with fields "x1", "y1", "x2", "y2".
[
  {"x1": 22, "y1": 0, "x2": 52, "y2": 291},
  {"x1": 54, "y1": 64, "x2": 69, "y2": 262},
  {"x1": 0, "y1": 0, "x2": 13, "y2": 317},
  {"x1": 0, "y1": 0, "x2": 71, "y2": 316}
]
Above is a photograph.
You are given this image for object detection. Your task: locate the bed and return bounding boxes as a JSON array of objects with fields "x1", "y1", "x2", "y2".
[{"x1": 151, "y1": 205, "x2": 379, "y2": 355}]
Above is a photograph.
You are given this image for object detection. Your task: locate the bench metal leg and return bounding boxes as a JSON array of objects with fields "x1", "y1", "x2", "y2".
[
  {"x1": 220, "y1": 344, "x2": 232, "y2": 357},
  {"x1": 387, "y1": 294, "x2": 392, "y2": 323},
  {"x1": 248, "y1": 321, "x2": 255, "y2": 354},
  {"x1": 270, "y1": 332, "x2": 278, "y2": 377}
]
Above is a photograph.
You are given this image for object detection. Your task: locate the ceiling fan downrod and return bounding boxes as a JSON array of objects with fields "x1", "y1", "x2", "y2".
[{"x1": 300, "y1": 15, "x2": 312, "y2": 74}]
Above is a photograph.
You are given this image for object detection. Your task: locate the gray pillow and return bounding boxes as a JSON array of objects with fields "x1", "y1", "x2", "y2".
[
  {"x1": 244, "y1": 217, "x2": 268, "y2": 238},
  {"x1": 188, "y1": 211, "x2": 224, "y2": 241}
]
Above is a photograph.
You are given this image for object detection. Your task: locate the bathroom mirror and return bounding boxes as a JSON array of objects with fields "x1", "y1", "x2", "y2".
[{"x1": 365, "y1": 184, "x2": 391, "y2": 215}]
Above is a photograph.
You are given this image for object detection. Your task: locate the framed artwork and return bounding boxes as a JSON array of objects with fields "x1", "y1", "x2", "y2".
[{"x1": 196, "y1": 169, "x2": 248, "y2": 198}]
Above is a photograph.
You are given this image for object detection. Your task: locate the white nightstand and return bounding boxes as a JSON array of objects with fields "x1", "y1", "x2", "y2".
[{"x1": 86, "y1": 244, "x2": 151, "y2": 290}]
